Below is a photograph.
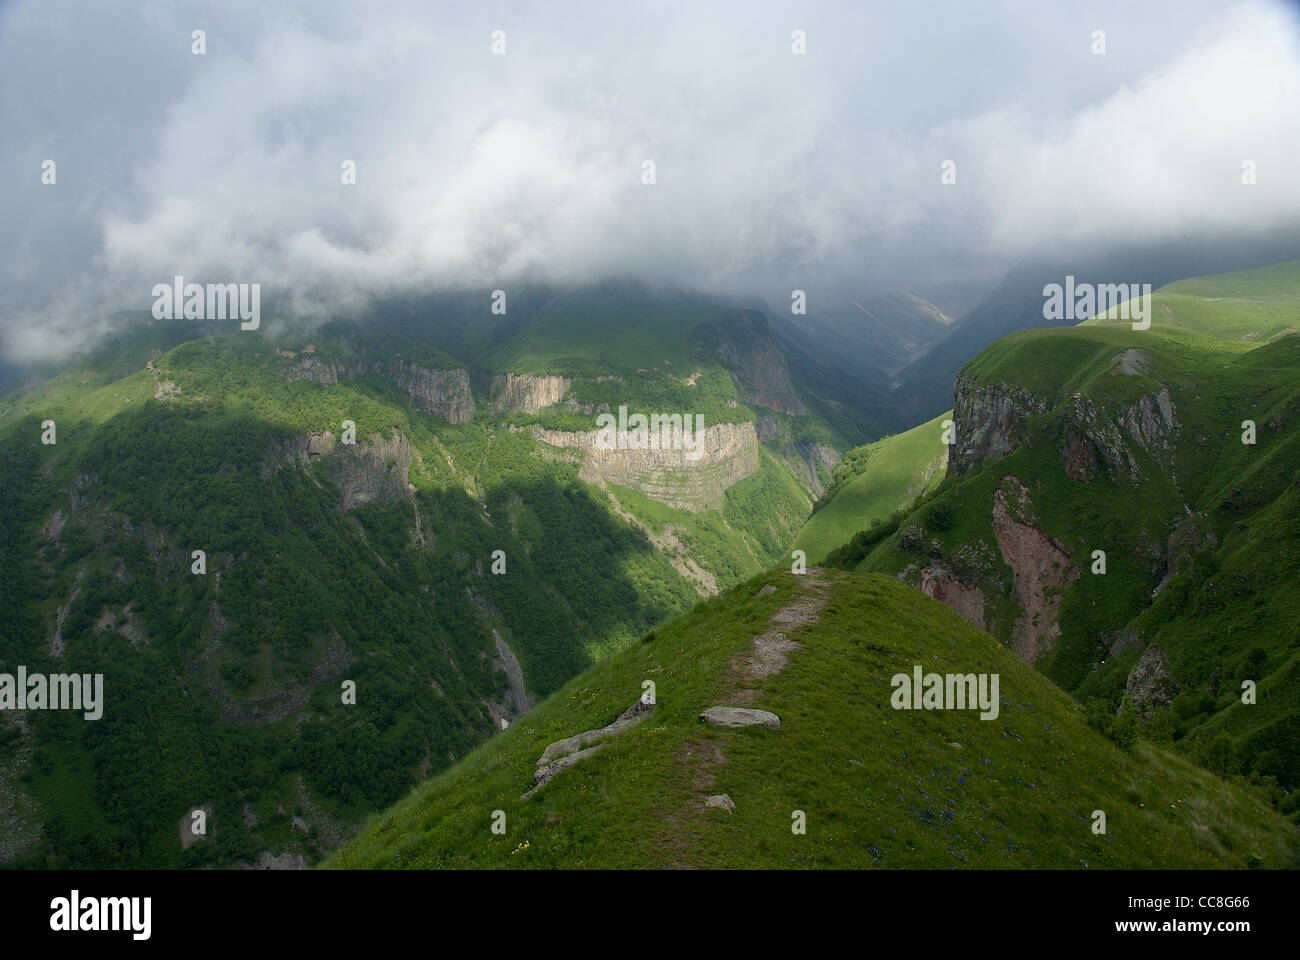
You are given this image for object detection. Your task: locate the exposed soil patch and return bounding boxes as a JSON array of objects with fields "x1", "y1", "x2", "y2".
[
  {"x1": 919, "y1": 564, "x2": 986, "y2": 630},
  {"x1": 725, "y1": 570, "x2": 831, "y2": 704},
  {"x1": 1109, "y1": 348, "x2": 1150, "y2": 376},
  {"x1": 991, "y1": 478, "x2": 1079, "y2": 662},
  {"x1": 658, "y1": 571, "x2": 835, "y2": 865}
]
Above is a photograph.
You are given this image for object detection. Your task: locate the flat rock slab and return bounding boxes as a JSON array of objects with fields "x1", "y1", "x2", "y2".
[
  {"x1": 699, "y1": 706, "x2": 781, "y2": 730},
  {"x1": 704, "y1": 793, "x2": 735, "y2": 813}
]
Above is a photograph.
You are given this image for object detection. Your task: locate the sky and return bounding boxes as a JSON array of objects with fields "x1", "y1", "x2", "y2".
[{"x1": 2, "y1": 0, "x2": 1299, "y2": 362}]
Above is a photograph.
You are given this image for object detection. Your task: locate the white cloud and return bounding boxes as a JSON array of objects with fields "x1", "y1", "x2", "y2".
[{"x1": 2, "y1": 0, "x2": 1298, "y2": 362}]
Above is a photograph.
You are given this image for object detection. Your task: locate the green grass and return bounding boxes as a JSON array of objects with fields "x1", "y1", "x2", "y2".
[
  {"x1": 328, "y1": 571, "x2": 1297, "y2": 869},
  {"x1": 792, "y1": 411, "x2": 951, "y2": 562},
  {"x1": 1083, "y1": 259, "x2": 1300, "y2": 343},
  {"x1": 822, "y1": 261, "x2": 1300, "y2": 802}
]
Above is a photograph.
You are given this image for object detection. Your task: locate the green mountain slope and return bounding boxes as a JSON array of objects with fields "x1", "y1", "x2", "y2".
[
  {"x1": 329, "y1": 570, "x2": 1297, "y2": 869},
  {"x1": 828, "y1": 261, "x2": 1300, "y2": 804},
  {"x1": 792, "y1": 410, "x2": 951, "y2": 562},
  {"x1": 0, "y1": 283, "x2": 873, "y2": 868}
]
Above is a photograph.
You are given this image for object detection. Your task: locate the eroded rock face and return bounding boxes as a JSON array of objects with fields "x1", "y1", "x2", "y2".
[
  {"x1": 533, "y1": 420, "x2": 760, "y2": 511},
  {"x1": 919, "y1": 564, "x2": 987, "y2": 631},
  {"x1": 793, "y1": 441, "x2": 841, "y2": 497},
  {"x1": 1119, "y1": 387, "x2": 1178, "y2": 464},
  {"x1": 267, "y1": 431, "x2": 414, "y2": 510},
  {"x1": 283, "y1": 351, "x2": 368, "y2": 385},
  {"x1": 280, "y1": 351, "x2": 474, "y2": 424},
  {"x1": 1124, "y1": 645, "x2": 1177, "y2": 717},
  {"x1": 991, "y1": 478, "x2": 1078, "y2": 663},
  {"x1": 379, "y1": 361, "x2": 475, "y2": 424},
  {"x1": 490, "y1": 373, "x2": 572, "y2": 414},
  {"x1": 950, "y1": 373, "x2": 1048, "y2": 475},
  {"x1": 325, "y1": 433, "x2": 414, "y2": 510},
  {"x1": 1059, "y1": 392, "x2": 1139, "y2": 485}
]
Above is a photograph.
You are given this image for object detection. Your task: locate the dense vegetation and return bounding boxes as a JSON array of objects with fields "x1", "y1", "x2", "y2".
[{"x1": 0, "y1": 286, "x2": 849, "y2": 868}]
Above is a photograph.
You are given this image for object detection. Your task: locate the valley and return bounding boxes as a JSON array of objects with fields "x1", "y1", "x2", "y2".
[{"x1": 2, "y1": 262, "x2": 1298, "y2": 870}]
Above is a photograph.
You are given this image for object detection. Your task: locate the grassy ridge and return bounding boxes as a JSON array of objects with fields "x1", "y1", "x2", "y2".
[
  {"x1": 792, "y1": 410, "x2": 951, "y2": 562},
  {"x1": 329, "y1": 571, "x2": 1297, "y2": 869},
  {"x1": 827, "y1": 261, "x2": 1300, "y2": 807}
]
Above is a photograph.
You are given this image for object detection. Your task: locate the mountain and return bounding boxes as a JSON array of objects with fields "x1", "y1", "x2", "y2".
[
  {"x1": 0, "y1": 284, "x2": 878, "y2": 868},
  {"x1": 791, "y1": 410, "x2": 951, "y2": 563},
  {"x1": 769, "y1": 292, "x2": 957, "y2": 395},
  {"x1": 831, "y1": 261, "x2": 1300, "y2": 801},
  {"x1": 328, "y1": 569, "x2": 1297, "y2": 869},
  {"x1": 891, "y1": 234, "x2": 1300, "y2": 425}
]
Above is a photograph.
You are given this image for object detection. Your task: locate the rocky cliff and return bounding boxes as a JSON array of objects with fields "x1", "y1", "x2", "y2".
[
  {"x1": 954, "y1": 360, "x2": 1179, "y2": 487},
  {"x1": 490, "y1": 373, "x2": 572, "y2": 414},
  {"x1": 266, "y1": 429, "x2": 414, "y2": 510},
  {"x1": 949, "y1": 372, "x2": 1048, "y2": 475},
  {"x1": 378, "y1": 360, "x2": 475, "y2": 424},
  {"x1": 283, "y1": 353, "x2": 368, "y2": 386},
  {"x1": 533, "y1": 420, "x2": 760, "y2": 511},
  {"x1": 281, "y1": 350, "x2": 474, "y2": 424}
]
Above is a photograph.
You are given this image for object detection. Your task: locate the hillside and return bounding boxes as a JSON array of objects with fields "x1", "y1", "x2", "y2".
[
  {"x1": 792, "y1": 410, "x2": 952, "y2": 563},
  {"x1": 329, "y1": 570, "x2": 1297, "y2": 869},
  {"x1": 891, "y1": 237, "x2": 1300, "y2": 424},
  {"x1": 769, "y1": 292, "x2": 957, "y2": 389},
  {"x1": 832, "y1": 261, "x2": 1300, "y2": 803},
  {"x1": 0, "y1": 285, "x2": 873, "y2": 868}
]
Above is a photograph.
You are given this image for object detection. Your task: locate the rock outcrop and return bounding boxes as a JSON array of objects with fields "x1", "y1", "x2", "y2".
[
  {"x1": 950, "y1": 373, "x2": 1048, "y2": 475},
  {"x1": 379, "y1": 361, "x2": 475, "y2": 424},
  {"x1": 1059, "y1": 392, "x2": 1138, "y2": 484},
  {"x1": 283, "y1": 354, "x2": 368, "y2": 385},
  {"x1": 1119, "y1": 386, "x2": 1178, "y2": 465},
  {"x1": 267, "y1": 430, "x2": 414, "y2": 510},
  {"x1": 524, "y1": 698, "x2": 656, "y2": 798},
  {"x1": 324, "y1": 432, "x2": 414, "y2": 510},
  {"x1": 1124, "y1": 645, "x2": 1177, "y2": 717},
  {"x1": 918, "y1": 564, "x2": 987, "y2": 631},
  {"x1": 280, "y1": 350, "x2": 474, "y2": 424},
  {"x1": 490, "y1": 373, "x2": 572, "y2": 414},
  {"x1": 699, "y1": 706, "x2": 781, "y2": 729},
  {"x1": 533, "y1": 420, "x2": 760, "y2": 511}
]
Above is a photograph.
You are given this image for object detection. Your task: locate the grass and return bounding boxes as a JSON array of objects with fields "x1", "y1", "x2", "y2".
[
  {"x1": 822, "y1": 261, "x2": 1300, "y2": 800},
  {"x1": 792, "y1": 410, "x2": 951, "y2": 562},
  {"x1": 327, "y1": 571, "x2": 1297, "y2": 869}
]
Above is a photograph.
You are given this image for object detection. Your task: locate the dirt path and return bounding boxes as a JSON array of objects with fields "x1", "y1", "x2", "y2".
[
  {"x1": 723, "y1": 569, "x2": 833, "y2": 704},
  {"x1": 659, "y1": 569, "x2": 835, "y2": 865}
]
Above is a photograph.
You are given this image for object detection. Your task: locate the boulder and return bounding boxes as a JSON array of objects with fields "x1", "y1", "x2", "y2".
[
  {"x1": 699, "y1": 706, "x2": 781, "y2": 729},
  {"x1": 1124, "y1": 645, "x2": 1177, "y2": 718},
  {"x1": 703, "y1": 794, "x2": 735, "y2": 813}
]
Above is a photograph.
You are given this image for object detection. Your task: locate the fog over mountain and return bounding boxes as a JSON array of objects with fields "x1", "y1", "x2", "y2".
[{"x1": 3, "y1": 0, "x2": 1300, "y2": 362}]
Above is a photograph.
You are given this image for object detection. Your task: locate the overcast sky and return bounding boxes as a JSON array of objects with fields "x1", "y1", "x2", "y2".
[{"x1": 2, "y1": 0, "x2": 1299, "y2": 362}]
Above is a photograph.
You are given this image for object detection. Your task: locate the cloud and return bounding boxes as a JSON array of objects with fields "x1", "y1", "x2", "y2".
[{"x1": 2, "y1": 0, "x2": 1298, "y2": 362}]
